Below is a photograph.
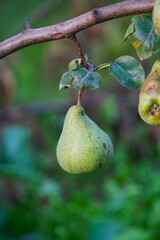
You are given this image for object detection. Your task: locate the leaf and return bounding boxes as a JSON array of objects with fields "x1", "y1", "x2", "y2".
[
  {"x1": 59, "y1": 66, "x2": 102, "y2": 91},
  {"x1": 87, "y1": 72, "x2": 102, "y2": 90},
  {"x1": 68, "y1": 58, "x2": 82, "y2": 71},
  {"x1": 72, "y1": 67, "x2": 102, "y2": 90},
  {"x1": 153, "y1": 0, "x2": 160, "y2": 36},
  {"x1": 121, "y1": 23, "x2": 135, "y2": 43},
  {"x1": 59, "y1": 71, "x2": 73, "y2": 90},
  {"x1": 95, "y1": 63, "x2": 110, "y2": 71},
  {"x1": 109, "y1": 56, "x2": 145, "y2": 89},
  {"x1": 125, "y1": 15, "x2": 160, "y2": 60},
  {"x1": 71, "y1": 67, "x2": 89, "y2": 89}
]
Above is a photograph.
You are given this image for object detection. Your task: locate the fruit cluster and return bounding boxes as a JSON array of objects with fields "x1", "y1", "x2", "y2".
[
  {"x1": 56, "y1": 57, "x2": 160, "y2": 174},
  {"x1": 56, "y1": 0, "x2": 160, "y2": 173}
]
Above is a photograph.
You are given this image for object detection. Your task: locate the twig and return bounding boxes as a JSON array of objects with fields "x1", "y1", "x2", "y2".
[
  {"x1": 77, "y1": 87, "x2": 85, "y2": 106},
  {"x1": 0, "y1": 0, "x2": 154, "y2": 59},
  {"x1": 25, "y1": 21, "x2": 31, "y2": 30},
  {"x1": 71, "y1": 35, "x2": 86, "y2": 66}
]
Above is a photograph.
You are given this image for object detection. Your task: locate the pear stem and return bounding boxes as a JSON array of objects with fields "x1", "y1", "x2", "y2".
[{"x1": 77, "y1": 87, "x2": 85, "y2": 105}]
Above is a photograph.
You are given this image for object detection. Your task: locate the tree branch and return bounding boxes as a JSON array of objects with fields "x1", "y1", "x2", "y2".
[{"x1": 0, "y1": 0, "x2": 154, "y2": 59}]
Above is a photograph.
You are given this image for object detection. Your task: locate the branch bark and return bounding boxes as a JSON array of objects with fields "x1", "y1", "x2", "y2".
[{"x1": 0, "y1": 0, "x2": 154, "y2": 59}]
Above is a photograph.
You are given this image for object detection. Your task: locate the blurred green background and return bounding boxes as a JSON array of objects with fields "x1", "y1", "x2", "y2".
[{"x1": 0, "y1": 1, "x2": 160, "y2": 239}]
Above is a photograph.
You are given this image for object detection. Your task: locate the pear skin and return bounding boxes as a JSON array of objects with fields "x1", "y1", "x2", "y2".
[
  {"x1": 138, "y1": 68, "x2": 160, "y2": 125},
  {"x1": 56, "y1": 105, "x2": 113, "y2": 173},
  {"x1": 153, "y1": 0, "x2": 160, "y2": 36},
  {"x1": 151, "y1": 59, "x2": 160, "y2": 73}
]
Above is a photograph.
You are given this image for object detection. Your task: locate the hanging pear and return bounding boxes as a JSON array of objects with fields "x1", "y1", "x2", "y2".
[
  {"x1": 153, "y1": 0, "x2": 160, "y2": 36},
  {"x1": 138, "y1": 64, "x2": 160, "y2": 125},
  {"x1": 56, "y1": 104, "x2": 113, "y2": 174}
]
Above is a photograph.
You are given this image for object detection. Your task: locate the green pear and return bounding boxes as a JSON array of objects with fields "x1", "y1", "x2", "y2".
[
  {"x1": 138, "y1": 67, "x2": 160, "y2": 125},
  {"x1": 151, "y1": 59, "x2": 160, "y2": 73},
  {"x1": 153, "y1": 0, "x2": 160, "y2": 36},
  {"x1": 56, "y1": 105, "x2": 113, "y2": 174}
]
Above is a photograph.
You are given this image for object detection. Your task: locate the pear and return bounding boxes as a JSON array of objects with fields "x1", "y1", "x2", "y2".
[
  {"x1": 138, "y1": 67, "x2": 160, "y2": 125},
  {"x1": 56, "y1": 105, "x2": 113, "y2": 173},
  {"x1": 153, "y1": 0, "x2": 160, "y2": 36},
  {"x1": 150, "y1": 59, "x2": 160, "y2": 73}
]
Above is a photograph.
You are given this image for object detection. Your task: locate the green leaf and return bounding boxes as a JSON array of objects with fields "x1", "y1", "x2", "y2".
[
  {"x1": 68, "y1": 59, "x2": 82, "y2": 71},
  {"x1": 95, "y1": 63, "x2": 110, "y2": 71},
  {"x1": 109, "y1": 56, "x2": 145, "y2": 89},
  {"x1": 59, "y1": 66, "x2": 102, "y2": 91},
  {"x1": 125, "y1": 15, "x2": 160, "y2": 60},
  {"x1": 153, "y1": 0, "x2": 160, "y2": 36},
  {"x1": 72, "y1": 67, "x2": 102, "y2": 90},
  {"x1": 71, "y1": 67, "x2": 89, "y2": 89},
  {"x1": 59, "y1": 71, "x2": 73, "y2": 90},
  {"x1": 121, "y1": 23, "x2": 135, "y2": 43},
  {"x1": 87, "y1": 72, "x2": 102, "y2": 90}
]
